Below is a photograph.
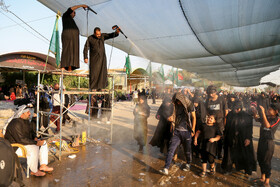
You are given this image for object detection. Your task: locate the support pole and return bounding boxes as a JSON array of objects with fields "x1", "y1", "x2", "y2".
[
  {"x1": 88, "y1": 94, "x2": 91, "y2": 138},
  {"x1": 110, "y1": 75, "x2": 114, "y2": 144},
  {"x1": 78, "y1": 77, "x2": 81, "y2": 90},
  {"x1": 59, "y1": 72, "x2": 64, "y2": 161},
  {"x1": 36, "y1": 71, "x2": 40, "y2": 136}
]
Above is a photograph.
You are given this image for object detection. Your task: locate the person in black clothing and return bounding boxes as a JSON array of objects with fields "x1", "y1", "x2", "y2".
[
  {"x1": 194, "y1": 114, "x2": 221, "y2": 177},
  {"x1": 62, "y1": 92, "x2": 71, "y2": 125},
  {"x1": 0, "y1": 87, "x2": 9, "y2": 100},
  {"x1": 84, "y1": 27, "x2": 120, "y2": 90},
  {"x1": 227, "y1": 94, "x2": 237, "y2": 111},
  {"x1": 258, "y1": 92, "x2": 270, "y2": 115},
  {"x1": 253, "y1": 103, "x2": 280, "y2": 187},
  {"x1": 101, "y1": 93, "x2": 112, "y2": 123},
  {"x1": 150, "y1": 97, "x2": 173, "y2": 154},
  {"x1": 242, "y1": 92, "x2": 251, "y2": 112},
  {"x1": 270, "y1": 94, "x2": 279, "y2": 105},
  {"x1": 205, "y1": 85, "x2": 228, "y2": 159},
  {"x1": 61, "y1": 4, "x2": 88, "y2": 71},
  {"x1": 159, "y1": 92, "x2": 196, "y2": 175},
  {"x1": 221, "y1": 101, "x2": 256, "y2": 175},
  {"x1": 39, "y1": 86, "x2": 53, "y2": 129},
  {"x1": 139, "y1": 88, "x2": 146, "y2": 97},
  {"x1": 192, "y1": 94, "x2": 206, "y2": 158},
  {"x1": 133, "y1": 95, "x2": 150, "y2": 152},
  {"x1": 85, "y1": 94, "x2": 98, "y2": 119}
]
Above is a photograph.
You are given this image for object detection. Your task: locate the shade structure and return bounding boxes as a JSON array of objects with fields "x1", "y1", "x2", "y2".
[{"x1": 38, "y1": 0, "x2": 280, "y2": 87}]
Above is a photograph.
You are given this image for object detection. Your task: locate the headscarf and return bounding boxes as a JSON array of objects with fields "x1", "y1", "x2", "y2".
[
  {"x1": 172, "y1": 92, "x2": 193, "y2": 132},
  {"x1": 2, "y1": 105, "x2": 29, "y2": 135},
  {"x1": 172, "y1": 92, "x2": 192, "y2": 112}
]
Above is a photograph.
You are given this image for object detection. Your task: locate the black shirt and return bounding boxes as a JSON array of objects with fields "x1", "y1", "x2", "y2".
[
  {"x1": 260, "y1": 117, "x2": 280, "y2": 140},
  {"x1": 206, "y1": 96, "x2": 228, "y2": 121},
  {"x1": 175, "y1": 103, "x2": 195, "y2": 131},
  {"x1": 199, "y1": 123, "x2": 222, "y2": 140},
  {"x1": 4, "y1": 118, "x2": 37, "y2": 145}
]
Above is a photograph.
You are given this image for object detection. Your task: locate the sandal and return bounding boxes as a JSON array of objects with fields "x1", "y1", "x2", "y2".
[
  {"x1": 199, "y1": 171, "x2": 206, "y2": 178},
  {"x1": 31, "y1": 171, "x2": 46, "y2": 177},
  {"x1": 210, "y1": 166, "x2": 216, "y2": 175},
  {"x1": 39, "y1": 165, "x2": 54, "y2": 173},
  {"x1": 252, "y1": 178, "x2": 265, "y2": 184}
]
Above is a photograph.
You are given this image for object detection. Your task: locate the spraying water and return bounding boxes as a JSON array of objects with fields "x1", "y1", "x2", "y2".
[{"x1": 127, "y1": 38, "x2": 148, "y2": 60}]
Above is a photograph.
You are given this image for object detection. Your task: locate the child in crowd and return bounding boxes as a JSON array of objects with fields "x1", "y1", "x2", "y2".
[
  {"x1": 133, "y1": 95, "x2": 150, "y2": 152},
  {"x1": 194, "y1": 114, "x2": 221, "y2": 177},
  {"x1": 254, "y1": 104, "x2": 280, "y2": 187}
]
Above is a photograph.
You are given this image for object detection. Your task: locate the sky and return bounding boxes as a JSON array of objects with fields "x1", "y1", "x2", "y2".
[{"x1": 0, "y1": 0, "x2": 171, "y2": 72}]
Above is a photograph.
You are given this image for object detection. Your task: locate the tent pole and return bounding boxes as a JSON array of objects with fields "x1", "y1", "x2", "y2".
[
  {"x1": 36, "y1": 71, "x2": 40, "y2": 137},
  {"x1": 59, "y1": 72, "x2": 64, "y2": 161},
  {"x1": 88, "y1": 94, "x2": 91, "y2": 139},
  {"x1": 110, "y1": 75, "x2": 114, "y2": 144}
]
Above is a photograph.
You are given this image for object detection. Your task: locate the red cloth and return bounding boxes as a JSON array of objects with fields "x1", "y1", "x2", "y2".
[{"x1": 10, "y1": 92, "x2": 16, "y2": 101}]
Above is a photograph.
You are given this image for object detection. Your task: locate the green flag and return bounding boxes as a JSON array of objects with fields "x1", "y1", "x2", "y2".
[
  {"x1": 172, "y1": 67, "x2": 175, "y2": 83},
  {"x1": 125, "y1": 55, "x2": 131, "y2": 78},
  {"x1": 167, "y1": 67, "x2": 175, "y2": 82},
  {"x1": 175, "y1": 68, "x2": 179, "y2": 85},
  {"x1": 49, "y1": 14, "x2": 60, "y2": 66},
  {"x1": 146, "y1": 61, "x2": 152, "y2": 78},
  {"x1": 159, "y1": 64, "x2": 164, "y2": 81}
]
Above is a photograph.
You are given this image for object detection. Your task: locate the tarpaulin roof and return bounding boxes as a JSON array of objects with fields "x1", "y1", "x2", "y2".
[{"x1": 38, "y1": 0, "x2": 280, "y2": 87}]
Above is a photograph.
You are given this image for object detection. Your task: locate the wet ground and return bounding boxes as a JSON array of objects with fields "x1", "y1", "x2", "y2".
[{"x1": 11, "y1": 100, "x2": 280, "y2": 187}]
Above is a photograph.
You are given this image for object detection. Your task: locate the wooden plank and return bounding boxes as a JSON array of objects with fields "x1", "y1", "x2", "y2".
[{"x1": 64, "y1": 90, "x2": 112, "y2": 95}]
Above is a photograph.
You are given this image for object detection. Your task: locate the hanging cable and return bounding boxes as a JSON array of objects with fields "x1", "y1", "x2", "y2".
[
  {"x1": 0, "y1": 10, "x2": 49, "y2": 45},
  {"x1": 1, "y1": 7, "x2": 50, "y2": 42},
  {"x1": 0, "y1": 15, "x2": 54, "y2": 30}
]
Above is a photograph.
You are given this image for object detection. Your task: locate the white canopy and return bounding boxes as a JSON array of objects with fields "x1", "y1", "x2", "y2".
[{"x1": 38, "y1": 0, "x2": 280, "y2": 87}]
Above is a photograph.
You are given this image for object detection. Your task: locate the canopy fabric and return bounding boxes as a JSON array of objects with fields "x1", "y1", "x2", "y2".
[{"x1": 38, "y1": 0, "x2": 280, "y2": 87}]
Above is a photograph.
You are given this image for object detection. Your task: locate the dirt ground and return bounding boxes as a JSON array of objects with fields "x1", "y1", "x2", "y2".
[{"x1": 10, "y1": 99, "x2": 280, "y2": 187}]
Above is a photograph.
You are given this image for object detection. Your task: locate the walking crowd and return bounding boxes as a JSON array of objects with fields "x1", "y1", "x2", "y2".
[
  {"x1": 1, "y1": 83, "x2": 279, "y2": 186},
  {"x1": 133, "y1": 85, "x2": 280, "y2": 187}
]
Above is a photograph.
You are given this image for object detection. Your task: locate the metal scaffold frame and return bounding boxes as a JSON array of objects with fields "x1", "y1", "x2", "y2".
[{"x1": 36, "y1": 70, "x2": 115, "y2": 160}]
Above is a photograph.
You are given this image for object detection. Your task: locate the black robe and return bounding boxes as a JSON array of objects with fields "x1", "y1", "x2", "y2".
[
  {"x1": 133, "y1": 102, "x2": 150, "y2": 146},
  {"x1": 222, "y1": 111, "x2": 256, "y2": 174},
  {"x1": 257, "y1": 116, "x2": 280, "y2": 178},
  {"x1": 83, "y1": 32, "x2": 119, "y2": 90},
  {"x1": 101, "y1": 94, "x2": 111, "y2": 118},
  {"x1": 85, "y1": 95, "x2": 98, "y2": 119},
  {"x1": 5, "y1": 118, "x2": 37, "y2": 145},
  {"x1": 199, "y1": 123, "x2": 221, "y2": 156},
  {"x1": 61, "y1": 8, "x2": 80, "y2": 70},
  {"x1": 149, "y1": 102, "x2": 173, "y2": 153}
]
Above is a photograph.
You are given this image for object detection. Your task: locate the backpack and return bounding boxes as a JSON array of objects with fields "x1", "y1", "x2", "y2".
[{"x1": 0, "y1": 138, "x2": 24, "y2": 187}]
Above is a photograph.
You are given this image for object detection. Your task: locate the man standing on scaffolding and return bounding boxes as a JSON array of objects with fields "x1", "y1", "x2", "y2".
[
  {"x1": 61, "y1": 4, "x2": 88, "y2": 72},
  {"x1": 83, "y1": 27, "x2": 120, "y2": 90}
]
